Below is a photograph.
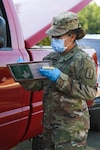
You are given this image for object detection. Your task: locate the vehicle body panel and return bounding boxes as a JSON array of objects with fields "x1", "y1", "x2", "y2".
[
  {"x1": 0, "y1": 1, "x2": 30, "y2": 149},
  {"x1": 89, "y1": 96, "x2": 100, "y2": 131}
]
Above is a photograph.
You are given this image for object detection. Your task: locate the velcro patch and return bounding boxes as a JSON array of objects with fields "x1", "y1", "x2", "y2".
[{"x1": 85, "y1": 68, "x2": 94, "y2": 79}]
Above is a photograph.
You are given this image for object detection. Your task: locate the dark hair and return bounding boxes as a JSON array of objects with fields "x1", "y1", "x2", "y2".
[{"x1": 66, "y1": 28, "x2": 86, "y2": 40}]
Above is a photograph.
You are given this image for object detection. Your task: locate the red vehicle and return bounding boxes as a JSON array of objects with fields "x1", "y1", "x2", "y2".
[{"x1": 0, "y1": 0, "x2": 97, "y2": 150}]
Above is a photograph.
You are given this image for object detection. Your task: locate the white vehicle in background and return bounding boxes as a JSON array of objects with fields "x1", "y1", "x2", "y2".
[
  {"x1": 77, "y1": 34, "x2": 100, "y2": 63},
  {"x1": 77, "y1": 34, "x2": 100, "y2": 88},
  {"x1": 77, "y1": 34, "x2": 100, "y2": 131}
]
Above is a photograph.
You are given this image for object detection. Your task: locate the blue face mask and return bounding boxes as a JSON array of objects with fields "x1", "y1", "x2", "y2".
[{"x1": 51, "y1": 38, "x2": 68, "y2": 53}]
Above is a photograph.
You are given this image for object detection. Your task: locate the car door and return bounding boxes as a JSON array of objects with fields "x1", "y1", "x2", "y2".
[{"x1": 0, "y1": 1, "x2": 31, "y2": 149}]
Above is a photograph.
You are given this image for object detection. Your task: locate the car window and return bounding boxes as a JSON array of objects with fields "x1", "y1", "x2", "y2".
[{"x1": 0, "y1": 0, "x2": 11, "y2": 50}]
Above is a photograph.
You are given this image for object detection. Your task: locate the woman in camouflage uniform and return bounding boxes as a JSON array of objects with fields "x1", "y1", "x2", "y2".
[{"x1": 20, "y1": 12, "x2": 97, "y2": 150}]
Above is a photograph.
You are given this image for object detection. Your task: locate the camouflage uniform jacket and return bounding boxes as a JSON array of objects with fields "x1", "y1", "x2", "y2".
[{"x1": 21, "y1": 45, "x2": 97, "y2": 135}]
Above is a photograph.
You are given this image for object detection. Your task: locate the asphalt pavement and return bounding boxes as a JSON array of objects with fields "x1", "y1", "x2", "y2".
[{"x1": 11, "y1": 130, "x2": 100, "y2": 150}]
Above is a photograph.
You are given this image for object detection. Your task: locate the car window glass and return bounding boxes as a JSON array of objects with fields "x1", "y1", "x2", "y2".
[{"x1": 0, "y1": 0, "x2": 12, "y2": 50}]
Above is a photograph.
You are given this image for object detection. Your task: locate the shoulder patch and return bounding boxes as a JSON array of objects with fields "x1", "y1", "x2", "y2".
[{"x1": 85, "y1": 68, "x2": 94, "y2": 79}]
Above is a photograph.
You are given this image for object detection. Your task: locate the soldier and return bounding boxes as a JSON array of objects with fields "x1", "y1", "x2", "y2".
[{"x1": 20, "y1": 11, "x2": 97, "y2": 150}]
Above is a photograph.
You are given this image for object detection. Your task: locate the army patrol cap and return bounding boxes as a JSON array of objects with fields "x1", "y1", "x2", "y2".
[{"x1": 46, "y1": 11, "x2": 79, "y2": 36}]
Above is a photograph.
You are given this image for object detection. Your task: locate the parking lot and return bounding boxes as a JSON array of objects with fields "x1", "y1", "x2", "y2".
[{"x1": 11, "y1": 130, "x2": 100, "y2": 150}]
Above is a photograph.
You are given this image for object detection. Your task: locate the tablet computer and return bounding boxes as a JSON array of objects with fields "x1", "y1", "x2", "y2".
[{"x1": 7, "y1": 60, "x2": 51, "y2": 81}]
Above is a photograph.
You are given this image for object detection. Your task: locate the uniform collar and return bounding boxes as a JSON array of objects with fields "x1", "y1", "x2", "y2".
[{"x1": 58, "y1": 44, "x2": 80, "y2": 62}]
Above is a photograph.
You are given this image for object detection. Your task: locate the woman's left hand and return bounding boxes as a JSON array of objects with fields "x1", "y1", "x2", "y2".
[{"x1": 39, "y1": 67, "x2": 60, "y2": 82}]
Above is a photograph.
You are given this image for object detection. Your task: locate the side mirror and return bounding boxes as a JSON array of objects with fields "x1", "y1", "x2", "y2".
[
  {"x1": 0, "y1": 36, "x2": 5, "y2": 48},
  {"x1": 0, "y1": 16, "x2": 6, "y2": 48}
]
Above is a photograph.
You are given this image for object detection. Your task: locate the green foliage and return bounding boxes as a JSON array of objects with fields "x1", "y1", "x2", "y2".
[
  {"x1": 37, "y1": 2, "x2": 100, "y2": 45},
  {"x1": 37, "y1": 36, "x2": 51, "y2": 46},
  {"x1": 78, "y1": 2, "x2": 100, "y2": 33}
]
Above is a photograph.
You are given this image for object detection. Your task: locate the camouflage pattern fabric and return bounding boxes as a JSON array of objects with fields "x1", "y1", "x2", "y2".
[
  {"x1": 46, "y1": 11, "x2": 80, "y2": 36},
  {"x1": 21, "y1": 45, "x2": 97, "y2": 150},
  {"x1": 41, "y1": 45, "x2": 97, "y2": 150}
]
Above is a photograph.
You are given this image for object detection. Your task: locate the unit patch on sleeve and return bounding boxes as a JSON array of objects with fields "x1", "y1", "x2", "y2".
[{"x1": 85, "y1": 68, "x2": 94, "y2": 79}]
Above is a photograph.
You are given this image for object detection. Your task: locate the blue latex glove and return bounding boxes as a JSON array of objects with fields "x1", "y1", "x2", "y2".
[
  {"x1": 17, "y1": 56, "x2": 25, "y2": 62},
  {"x1": 39, "y1": 67, "x2": 60, "y2": 82}
]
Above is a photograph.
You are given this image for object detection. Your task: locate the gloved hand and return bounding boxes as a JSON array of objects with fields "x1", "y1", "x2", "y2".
[
  {"x1": 39, "y1": 67, "x2": 60, "y2": 82},
  {"x1": 17, "y1": 56, "x2": 25, "y2": 62}
]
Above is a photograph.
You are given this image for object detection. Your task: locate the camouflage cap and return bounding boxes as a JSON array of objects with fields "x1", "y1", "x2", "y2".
[{"x1": 46, "y1": 11, "x2": 79, "y2": 36}]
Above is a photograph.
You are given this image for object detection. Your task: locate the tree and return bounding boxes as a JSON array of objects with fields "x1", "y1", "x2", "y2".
[
  {"x1": 78, "y1": 2, "x2": 100, "y2": 33},
  {"x1": 37, "y1": 36, "x2": 51, "y2": 46}
]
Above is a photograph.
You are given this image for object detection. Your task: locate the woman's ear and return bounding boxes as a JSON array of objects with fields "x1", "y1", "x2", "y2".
[
  {"x1": 70, "y1": 34, "x2": 76, "y2": 42},
  {"x1": 71, "y1": 34, "x2": 76, "y2": 41}
]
